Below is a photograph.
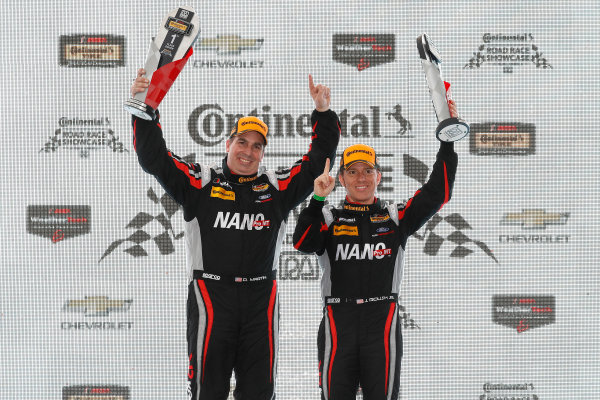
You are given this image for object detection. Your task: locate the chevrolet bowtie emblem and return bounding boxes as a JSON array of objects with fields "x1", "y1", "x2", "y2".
[
  {"x1": 62, "y1": 296, "x2": 132, "y2": 317},
  {"x1": 197, "y1": 35, "x2": 264, "y2": 55},
  {"x1": 501, "y1": 209, "x2": 569, "y2": 229}
]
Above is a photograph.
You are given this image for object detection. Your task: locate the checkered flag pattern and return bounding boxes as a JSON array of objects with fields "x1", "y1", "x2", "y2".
[
  {"x1": 99, "y1": 187, "x2": 184, "y2": 262},
  {"x1": 99, "y1": 154, "x2": 197, "y2": 262},
  {"x1": 403, "y1": 153, "x2": 497, "y2": 262}
]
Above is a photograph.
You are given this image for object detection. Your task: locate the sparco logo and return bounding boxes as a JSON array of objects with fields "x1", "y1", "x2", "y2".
[
  {"x1": 193, "y1": 35, "x2": 264, "y2": 68},
  {"x1": 61, "y1": 296, "x2": 133, "y2": 331},
  {"x1": 332, "y1": 34, "x2": 395, "y2": 71},
  {"x1": 188, "y1": 104, "x2": 411, "y2": 146},
  {"x1": 27, "y1": 205, "x2": 91, "y2": 242},
  {"x1": 40, "y1": 117, "x2": 128, "y2": 158},
  {"x1": 335, "y1": 242, "x2": 391, "y2": 261},
  {"x1": 480, "y1": 382, "x2": 538, "y2": 400},
  {"x1": 63, "y1": 385, "x2": 130, "y2": 399},
  {"x1": 213, "y1": 211, "x2": 270, "y2": 230},
  {"x1": 464, "y1": 33, "x2": 551, "y2": 73},
  {"x1": 492, "y1": 295, "x2": 555, "y2": 333}
]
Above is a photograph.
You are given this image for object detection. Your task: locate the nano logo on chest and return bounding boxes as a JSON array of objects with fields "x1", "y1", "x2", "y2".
[
  {"x1": 213, "y1": 211, "x2": 270, "y2": 230},
  {"x1": 335, "y1": 242, "x2": 392, "y2": 260}
]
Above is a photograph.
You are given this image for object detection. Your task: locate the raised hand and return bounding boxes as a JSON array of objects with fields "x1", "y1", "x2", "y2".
[
  {"x1": 448, "y1": 99, "x2": 458, "y2": 119},
  {"x1": 314, "y1": 158, "x2": 336, "y2": 198},
  {"x1": 130, "y1": 68, "x2": 149, "y2": 98},
  {"x1": 308, "y1": 74, "x2": 331, "y2": 112}
]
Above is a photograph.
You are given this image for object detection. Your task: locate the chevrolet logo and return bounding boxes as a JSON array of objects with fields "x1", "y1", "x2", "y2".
[
  {"x1": 501, "y1": 209, "x2": 569, "y2": 229},
  {"x1": 197, "y1": 35, "x2": 263, "y2": 55},
  {"x1": 62, "y1": 296, "x2": 132, "y2": 317}
]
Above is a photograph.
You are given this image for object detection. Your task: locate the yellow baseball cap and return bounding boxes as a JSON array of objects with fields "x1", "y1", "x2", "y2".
[
  {"x1": 340, "y1": 144, "x2": 379, "y2": 170},
  {"x1": 230, "y1": 116, "x2": 268, "y2": 145}
]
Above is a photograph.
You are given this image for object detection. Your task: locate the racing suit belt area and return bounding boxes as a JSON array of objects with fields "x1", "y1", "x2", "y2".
[{"x1": 132, "y1": 109, "x2": 340, "y2": 400}]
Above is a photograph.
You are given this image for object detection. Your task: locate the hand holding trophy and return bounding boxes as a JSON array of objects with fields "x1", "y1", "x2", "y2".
[
  {"x1": 417, "y1": 34, "x2": 469, "y2": 142},
  {"x1": 124, "y1": 6, "x2": 201, "y2": 120}
]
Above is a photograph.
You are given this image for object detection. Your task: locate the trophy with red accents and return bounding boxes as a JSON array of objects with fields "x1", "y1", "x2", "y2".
[
  {"x1": 417, "y1": 34, "x2": 469, "y2": 142},
  {"x1": 124, "y1": 6, "x2": 200, "y2": 120}
]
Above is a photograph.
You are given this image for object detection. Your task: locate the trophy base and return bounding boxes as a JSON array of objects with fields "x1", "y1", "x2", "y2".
[
  {"x1": 123, "y1": 99, "x2": 156, "y2": 121},
  {"x1": 436, "y1": 117, "x2": 470, "y2": 142}
]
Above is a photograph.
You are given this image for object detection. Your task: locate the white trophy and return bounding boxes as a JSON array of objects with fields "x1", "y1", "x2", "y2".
[{"x1": 417, "y1": 34, "x2": 469, "y2": 142}]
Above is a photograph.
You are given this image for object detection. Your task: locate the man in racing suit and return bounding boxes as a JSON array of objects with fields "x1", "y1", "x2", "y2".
[
  {"x1": 130, "y1": 71, "x2": 340, "y2": 400},
  {"x1": 292, "y1": 101, "x2": 458, "y2": 400}
]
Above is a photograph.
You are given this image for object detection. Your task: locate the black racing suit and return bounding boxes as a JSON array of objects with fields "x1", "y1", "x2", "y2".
[
  {"x1": 293, "y1": 142, "x2": 457, "y2": 400},
  {"x1": 132, "y1": 110, "x2": 340, "y2": 400}
]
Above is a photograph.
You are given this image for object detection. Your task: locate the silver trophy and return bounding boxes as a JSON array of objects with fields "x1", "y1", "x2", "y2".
[
  {"x1": 124, "y1": 6, "x2": 201, "y2": 120},
  {"x1": 417, "y1": 34, "x2": 469, "y2": 142}
]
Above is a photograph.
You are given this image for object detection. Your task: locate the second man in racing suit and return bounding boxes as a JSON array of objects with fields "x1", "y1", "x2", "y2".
[{"x1": 292, "y1": 101, "x2": 459, "y2": 400}]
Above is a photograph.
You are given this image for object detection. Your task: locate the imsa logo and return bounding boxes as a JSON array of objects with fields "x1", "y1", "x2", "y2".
[
  {"x1": 335, "y1": 242, "x2": 392, "y2": 261},
  {"x1": 214, "y1": 211, "x2": 270, "y2": 230}
]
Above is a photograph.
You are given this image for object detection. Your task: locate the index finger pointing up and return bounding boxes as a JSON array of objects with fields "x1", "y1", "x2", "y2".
[
  {"x1": 308, "y1": 74, "x2": 315, "y2": 91},
  {"x1": 323, "y1": 158, "x2": 330, "y2": 175}
]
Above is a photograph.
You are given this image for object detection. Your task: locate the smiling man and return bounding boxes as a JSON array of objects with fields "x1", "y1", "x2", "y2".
[
  {"x1": 130, "y1": 71, "x2": 340, "y2": 400},
  {"x1": 293, "y1": 101, "x2": 459, "y2": 400}
]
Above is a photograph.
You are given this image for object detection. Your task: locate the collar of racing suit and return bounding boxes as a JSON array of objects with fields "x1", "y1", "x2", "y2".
[
  {"x1": 222, "y1": 157, "x2": 260, "y2": 184},
  {"x1": 341, "y1": 197, "x2": 382, "y2": 214}
]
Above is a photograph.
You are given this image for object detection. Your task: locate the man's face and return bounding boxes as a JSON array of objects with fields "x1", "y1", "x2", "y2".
[
  {"x1": 225, "y1": 131, "x2": 265, "y2": 175},
  {"x1": 339, "y1": 162, "x2": 381, "y2": 204}
]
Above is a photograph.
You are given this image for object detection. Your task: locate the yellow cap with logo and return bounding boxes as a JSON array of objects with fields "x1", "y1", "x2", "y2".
[
  {"x1": 230, "y1": 116, "x2": 269, "y2": 145},
  {"x1": 340, "y1": 144, "x2": 379, "y2": 170}
]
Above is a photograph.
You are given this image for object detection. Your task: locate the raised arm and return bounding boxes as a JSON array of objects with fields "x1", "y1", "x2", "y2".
[
  {"x1": 276, "y1": 75, "x2": 340, "y2": 212},
  {"x1": 398, "y1": 100, "x2": 459, "y2": 236},
  {"x1": 130, "y1": 69, "x2": 206, "y2": 206}
]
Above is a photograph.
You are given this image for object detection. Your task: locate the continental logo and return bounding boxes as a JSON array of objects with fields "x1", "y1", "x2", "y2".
[
  {"x1": 346, "y1": 148, "x2": 373, "y2": 157},
  {"x1": 336, "y1": 242, "x2": 391, "y2": 260},
  {"x1": 197, "y1": 35, "x2": 263, "y2": 55},
  {"x1": 241, "y1": 120, "x2": 267, "y2": 132},
  {"x1": 333, "y1": 225, "x2": 359, "y2": 236},
  {"x1": 62, "y1": 296, "x2": 132, "y2": 317},
  {"x1": 501, "y1": 209, "x2": 569, "y2": 229},
  {"x1": 213, "y1": 211, "x2": 270, "y2": 230},
  {"x1": 252, "y1": 183, "x2": 269, "y2": 192},
  {"x1": 59, "y1": 34, "x2": 125, "y2": 68},
  {"x1": 370, "y1": 214, "x2": 390, "y2": 223},
  {"x1": 210, "y1": 186, "x2": 236, "y2": 201},
  {"x1": 238, "y1": 175, "x2": 258, "y2": 183},
  {"x1": 470, "y1": 123, "x2": 536, "y2": 155},
  {"x1": 343, "y1": 204, "x2": 371, "y2": 212}
]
